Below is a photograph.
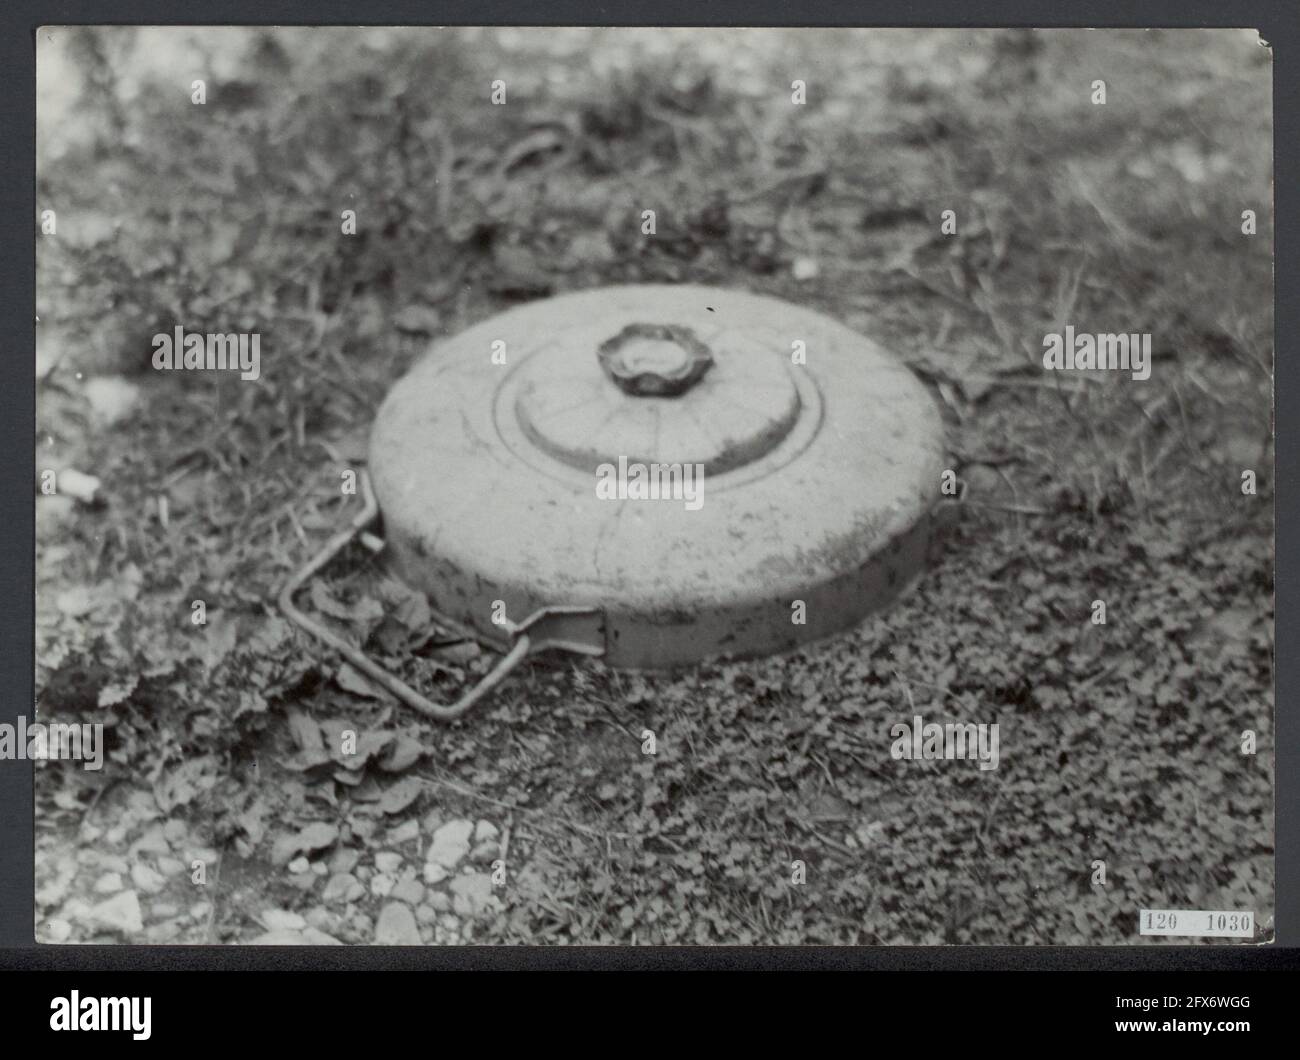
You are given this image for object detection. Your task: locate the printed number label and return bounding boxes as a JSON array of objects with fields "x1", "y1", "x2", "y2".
[{"x1": 1139, "y1": 910, "x2": 1254, "y2": 938}]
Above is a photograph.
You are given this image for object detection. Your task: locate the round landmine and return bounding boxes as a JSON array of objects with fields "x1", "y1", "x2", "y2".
[{"x1": 369, "y1": 284, "x2": 944, "y2": 669}]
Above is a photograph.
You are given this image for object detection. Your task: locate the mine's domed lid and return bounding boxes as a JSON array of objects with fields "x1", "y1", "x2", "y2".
[
  {"x1": 513, "y1": 318, "x2": 801, "y2": 475},
  {"x1": 370, "y1": 285, "x2": 944, "y2": 669}
]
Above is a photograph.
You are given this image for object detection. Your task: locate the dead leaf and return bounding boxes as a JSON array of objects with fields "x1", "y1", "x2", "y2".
[
  {"x1": 380, "y1": 735, "x2": 424, "y2": 773},
  {"x1": 153, "y1": 756, "x2": 219, "y2": 814},
  {"x1": 271, "y1": 821, "x2": 339, "y2": 866},
  {"x1": 199, "y1": 616, "x2": 239, "y2": 675},
  {"x1": 280, "y1": 748, "x2": 333, "y2": 773},
  {"x1": 286, "y1": 708, "x2": 324, "y2": 753},
  {"x1": 237, "y1": 799, "x2": 270, "y2": 847},
  {"x1": 379, "y1": 776, "x2": 423, "y2": 815},
  {"x1": 98, "y1": 675, "x2": 139, "y2": 708},
  {"x1": 393, "y1": 591, "x2": 432, "y2": 632},
  {"x1": 432, "y1": 641, "x2": 481, "y2": 664},
  {"x1": 248, "y1": 617, "x2": 292, "y2": 655},
  {"x1": 336, "y1": 662, "x2": 383, "y2": 700},
  {"x1": 310, "y1": 582, "x2": 355, "y2": 622}
]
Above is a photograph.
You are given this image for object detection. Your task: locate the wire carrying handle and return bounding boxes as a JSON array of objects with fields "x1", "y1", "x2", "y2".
[{"x1": 277, "y1": 470, "x2": 595, "y2": 721}]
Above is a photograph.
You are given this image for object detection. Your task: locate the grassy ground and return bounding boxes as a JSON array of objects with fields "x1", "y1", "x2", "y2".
[{"x1": 35, "y1": 27, "x2": 1273, "y2": 944}]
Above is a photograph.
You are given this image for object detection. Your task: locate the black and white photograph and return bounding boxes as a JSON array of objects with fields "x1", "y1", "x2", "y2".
[{"x1": 31, "y1": 25, "x2": 1274, "y2": 946}]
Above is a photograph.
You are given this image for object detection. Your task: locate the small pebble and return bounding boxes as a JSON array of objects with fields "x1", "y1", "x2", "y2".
[
  {"x1": 129, "y1": 827, "x2": 169, "y2": 858},
  {"x1": 130, "y1": 862, "x2": 167, "y2": 895},
  {"x1": 261, "y1": 909, "x2": 306, "y2": 931},
  {"x1": 426, "y1": 819, "x2": 473, "y2": 869},
  {"x1": 329, "y1": 847, "x2": 361, "y2": 874},
  {"x1": 792, "y1": 257, "x2": 820, "y2": 280},
  {"x1": 95, "y1": 853, "x2": 131, "y2": 874},
  {"x1": 288, "y1": 871, "x2": 317, "y2": 893},
  {"x1": 470, "y1": 839, "x2": 498, "y2": 865},
  {"x1": 374, "y1": 902, "x2": 421, "y2": 945},
  {"x1": 390, "y1": 878, "x2": 425, "y2": 906},
  {"x1": 156, "y1": 856, "x2": 186, "y2": 877},
  {"x1": 387, "y1": 820, "x2": 420, "y2": 845},
  {"x1": 88, "y1": 890, "x2": 142, "y2": 935},
  {"x1": 63, "y1": 898, "x2": 91, "y2": 923},
  {"x1": 145, "y1": 919, "x2": 183, "y2": 944},
  {"x1": 93, "y1": 872, "x2": 124, "y2": 894},
  {"x1": 322, "y1": 873, "x2": 357, "y2": 904}
]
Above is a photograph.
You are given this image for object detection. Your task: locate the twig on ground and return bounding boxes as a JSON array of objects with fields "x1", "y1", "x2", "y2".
[{"x1": 960, "y1": 499, "x2": 1052, "y2": 516}]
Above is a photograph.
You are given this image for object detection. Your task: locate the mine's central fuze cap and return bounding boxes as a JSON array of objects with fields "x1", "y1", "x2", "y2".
[
  {"x1": 517, "y1": 313, "x2": 800, "y2": 476},
  {"x1": 370, "y1": 285, "x2": 944, "y2": 669}
]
